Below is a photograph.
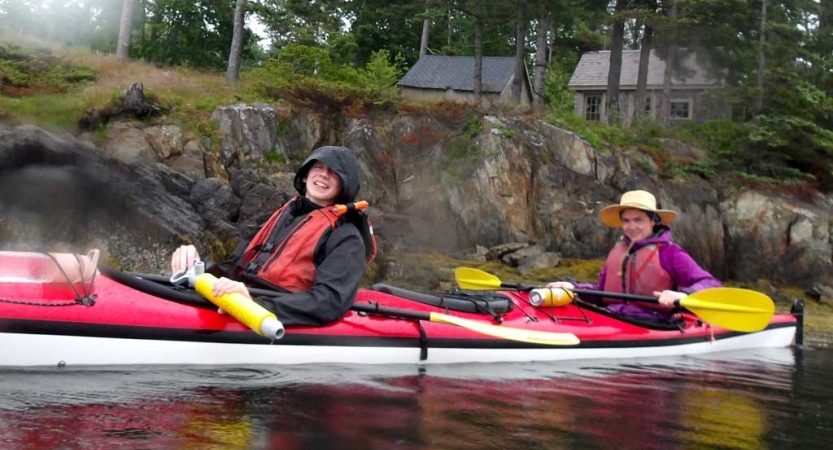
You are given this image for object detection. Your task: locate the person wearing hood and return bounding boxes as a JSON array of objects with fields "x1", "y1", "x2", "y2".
[
  {"x1": 170, "y1": 146, "x2": 375, "y2": 326},
  {"x1": 547, "y1": 190, "x2": 721, "y2": 319}
]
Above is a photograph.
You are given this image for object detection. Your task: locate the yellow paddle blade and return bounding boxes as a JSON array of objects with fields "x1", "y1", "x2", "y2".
[
  {"x1": 455, "y1": 267, "x2": 502, "y2": 290},
  {"x1": 428, "y1": 312, "x2": 580, "y2": 346},
  {"x1": 683, "y1": 287, "x2": 775, "y2": 332}
]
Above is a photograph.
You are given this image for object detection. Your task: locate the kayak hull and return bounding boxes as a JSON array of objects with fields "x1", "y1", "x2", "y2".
[
  {"x1": 0, "y1": 325, "x2": 796, "y2": 366},
  {"x1": 0, "y1": 260, "x2": 798, "y2": 367}
]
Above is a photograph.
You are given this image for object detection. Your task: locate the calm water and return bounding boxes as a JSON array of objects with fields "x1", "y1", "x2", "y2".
[{"x1": 1, "y1": 348, "x2": 831, "y2": 450}]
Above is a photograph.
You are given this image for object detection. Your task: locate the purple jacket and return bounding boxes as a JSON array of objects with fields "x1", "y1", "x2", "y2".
[{"x1": 576, "y1": 225, "x2": 722, "y2": 294}]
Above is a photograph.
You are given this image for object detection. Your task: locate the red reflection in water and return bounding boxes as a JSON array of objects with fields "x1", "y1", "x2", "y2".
[{"x1": 0, "y1": 361, "x2": 789, "y2": 450}]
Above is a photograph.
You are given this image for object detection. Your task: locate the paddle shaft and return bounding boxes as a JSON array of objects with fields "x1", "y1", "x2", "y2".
[
  {"x1": 500, "y1": 282, "x2": 664, "y2": 303},
  {"x1": 351, "y1": 302, "x2": 433, "y2": 321},
  {"x1": 572, "y1": 288, "x2": 661, "y2": 303}
]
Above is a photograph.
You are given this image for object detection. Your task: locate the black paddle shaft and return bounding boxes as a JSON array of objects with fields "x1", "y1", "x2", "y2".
[
  {"x1": 572, "y1": 289, "x2": 660, "y2": 303},
  {"x1": 351, "y1": 302, "x2": 431, "y2": 321},
  {"x1": 503, "y1": 281, "x2": 662, "y2": 304}
]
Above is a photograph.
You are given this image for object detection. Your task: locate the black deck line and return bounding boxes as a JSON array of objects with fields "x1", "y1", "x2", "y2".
[{"x1": 0, "y1": 318, "x2": 796, "y2": 350}]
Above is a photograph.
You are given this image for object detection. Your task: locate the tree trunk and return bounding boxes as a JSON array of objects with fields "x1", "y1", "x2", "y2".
[
  {"x1": 448, "y1": 8, "x2": 453, "y2": 46},
  {"x1": 123, "y1": 83, "x2": 161, "y2": 117},
  {"x1": 511, "y1": 1, "x2": 527, "y2": 104},
  {"x1": 116, "y1": 0, "x2": 136, "y2": 60},
  {"x1": 420, "y1": 15, "x2": 431, "y2": 57},
  {"x1": 661, "y1": 0, "x2": 677, "y2": 123},
  {"x1": 474, "y1": 1, "x2": 483, "y2": 105},
  {"x1": 532, "y1": 18, "x2": 548, "y2": 111},
  {"x1": 225, "y1": 0, "x2": 247, "y2": 83},
  {"x1": 822, "y1": 0, "x2": 832, "y2": 121},
  {"x1": 634, "y1": 24, "x2": 653, "y2": 120},
  {"x1": 606, "y1": 0, "x2": 627, "y2": 125},
  {"x1": 149, "y1": 2, "x2": 161, "y2": 44},
  {"x1": 755, "y1": 0, "x2": 767, "y2": 114},
  {"x1": 139, "y1": 0, "x2": 146, "y2": 52}
]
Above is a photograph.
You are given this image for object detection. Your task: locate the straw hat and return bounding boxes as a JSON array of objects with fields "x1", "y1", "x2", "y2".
[{"x1": 598, "y1": 190, "x2": 677, "y2": 228}]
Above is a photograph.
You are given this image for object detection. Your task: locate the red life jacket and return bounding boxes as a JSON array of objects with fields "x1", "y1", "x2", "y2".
[
  {"x1": 602, "y1": 240, "x2": 674, "y2": 312},
  {"x1": 239, "y1": 197, "x2": 376, "y2": 293}
]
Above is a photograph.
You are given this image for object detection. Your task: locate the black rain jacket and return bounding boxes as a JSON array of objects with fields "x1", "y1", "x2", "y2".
[{"x1": 213, "y1": 146, "x2": 367, "y2": 326}]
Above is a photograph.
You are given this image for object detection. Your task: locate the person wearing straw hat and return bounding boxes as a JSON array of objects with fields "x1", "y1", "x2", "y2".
[{"x1": 547, "y1": 190, "x2": 721, "y2": 318}]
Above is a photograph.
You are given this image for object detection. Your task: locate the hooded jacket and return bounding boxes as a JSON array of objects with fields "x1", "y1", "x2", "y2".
[
  {"x1": 576, "y1": 225, "x2": 722, "y2": 316},
  {"x1": 214, "y1": 146, "x2": 369, "y2": 326}
]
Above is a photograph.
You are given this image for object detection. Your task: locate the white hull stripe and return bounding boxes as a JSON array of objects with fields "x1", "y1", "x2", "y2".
[
  {"x1": 0, "y1": 326, "x2": 796, "y2": 367},
  {"x1": 0, "y1": 318, "x2": 796, "y2": 349}
]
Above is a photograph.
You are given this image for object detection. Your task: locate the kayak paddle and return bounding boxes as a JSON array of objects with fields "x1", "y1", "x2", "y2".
[
  {"x1": 454, "y1": 267, "x2": 775, "y2": 332},
  {"x1": 351, "y1": 302, "x2": 580, "y2": 346}
]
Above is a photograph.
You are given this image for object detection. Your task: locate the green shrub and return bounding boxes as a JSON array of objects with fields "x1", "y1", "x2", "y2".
[
  {"x1": 265, "y1": 149, "x2": 284, "y2": 162},
  {"x1": 249, "y1": 44, "x2": 402, "y2": 116},
  {"x1": 544, "y1": 112, "x2": 606, "y2": 151},
  {"x1": 446, "y1": 136, "x2": 481, "y2": 162},
  {"x1": 630, "y1": 117, "x2": 663, "y2": 142},
  {"x1": 0, "y1": 43, "x2": 96, "y2": 97},
  {"x1": 671, "y1": 116, "x2": 828, "y2": 188},
  {"x1": 544, "y1": 53, "x2": 578, "y2": 116},
  {"x1": 681, "y1": 119, "x2": 747, "y2": 160},
  {"x1": 441, "y1": 135, "x2": 481, "y2": 186},
  {"x1": 360, "y1": 49, "x2": 406, "y2": 96},
  {"x1": 632, "y1": 154, "x2": 657, "y2": 175},
  {"x1": 0, "y1": 59, "x2": 28, "y2": 85},
  {"x1": 596, "y1": 125, "x2": 638, "y2": 148},
  {"x1": 463, "y1": 115, "x2": 483, "y2": 139}
]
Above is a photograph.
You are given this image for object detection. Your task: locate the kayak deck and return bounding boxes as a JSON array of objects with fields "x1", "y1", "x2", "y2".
[{"x1": 0, "y1": 269, "x2": 799, "y2": 367}]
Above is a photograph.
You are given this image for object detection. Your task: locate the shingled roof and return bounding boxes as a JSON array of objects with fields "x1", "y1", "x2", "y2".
[
  {"x1": 568, "y1": 50, "x2": 721, "y2": 90},
  {"x1": 398, "y1": 55, "x2": 522, "y2": 93}
]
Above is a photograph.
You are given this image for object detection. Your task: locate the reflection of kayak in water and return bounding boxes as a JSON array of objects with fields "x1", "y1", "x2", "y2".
[
  {"x1": 0, "y1": 351, "x2": 799, "y2": 450},
  {"x1": 0, "y1": 251, "x2": 799, "y2": 367}
]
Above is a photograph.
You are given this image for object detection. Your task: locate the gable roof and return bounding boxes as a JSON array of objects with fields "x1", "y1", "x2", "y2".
[
  {"x1": 568, "y1": 50, "x2": 721, "y2": 90},
  {"x1": 398, "y1": 55, "x2": 523, "y2": 93}
]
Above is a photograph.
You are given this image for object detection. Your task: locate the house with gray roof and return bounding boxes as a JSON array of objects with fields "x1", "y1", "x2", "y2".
[
  {"x1": 398, "y1": 55, "x2": 532, "y2": 107},
  {"x1": 568, "y1": 50, "x2": 728, "y2": 125}
]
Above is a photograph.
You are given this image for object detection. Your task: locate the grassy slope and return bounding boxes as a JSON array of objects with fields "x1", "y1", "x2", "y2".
[{"x1": 0, "y1": 30, "x2": 256, "y2": 135}]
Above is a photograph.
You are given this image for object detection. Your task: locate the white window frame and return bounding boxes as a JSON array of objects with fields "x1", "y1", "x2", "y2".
[
  {"x1": 669, "y1": 99, "x2": 693, "y2": 119},
  {"x1": 584, "y1": 95, "x2": 603, "y2": 121}
]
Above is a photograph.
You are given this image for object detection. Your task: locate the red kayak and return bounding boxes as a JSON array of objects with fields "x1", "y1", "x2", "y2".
[{"x1": 0, "y1": 251, "x2": 800, "y2": 367}]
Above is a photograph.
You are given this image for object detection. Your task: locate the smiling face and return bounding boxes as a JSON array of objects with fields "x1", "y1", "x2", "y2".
[
  {"x1": 303, "y1": 161, "x2": 343, "y2": 206},
  {"x1": 620, "y1": 208, "x2": 655, "y2": 242}
]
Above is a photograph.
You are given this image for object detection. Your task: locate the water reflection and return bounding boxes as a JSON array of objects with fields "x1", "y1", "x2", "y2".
[{"x1": 0, "y1": 348, "x2": 829, "y2": 450}]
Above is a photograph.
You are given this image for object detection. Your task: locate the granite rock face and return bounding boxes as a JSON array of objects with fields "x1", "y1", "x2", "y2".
[{"x1": 2, "y1": 105, "x2": 831, "y2": 291}]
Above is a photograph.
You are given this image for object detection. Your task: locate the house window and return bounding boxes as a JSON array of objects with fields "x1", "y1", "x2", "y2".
[
  {"x1": 585, "y1": 95, "x2": 602, "y2": 121},
  {"x1": 669, "y1": 100, "x2": 692, "y2": 119},
  {"x1": 643, "y1": 97, "x2": 651, "y2": 115}
]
